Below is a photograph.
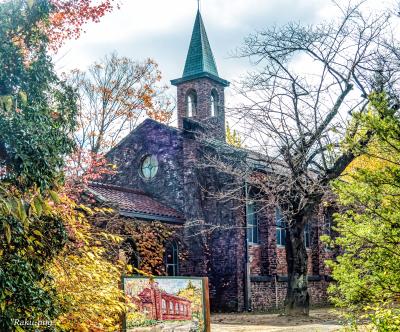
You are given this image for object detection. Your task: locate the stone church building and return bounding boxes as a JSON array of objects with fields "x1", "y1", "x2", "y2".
[{"x1": 89, "y1": 10, "x2": 334, "y2": 312}]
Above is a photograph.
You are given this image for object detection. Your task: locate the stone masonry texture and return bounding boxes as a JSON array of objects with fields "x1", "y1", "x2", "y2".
[{"x1": 101, "y1": 117, "x2": 336, "y2": 312}]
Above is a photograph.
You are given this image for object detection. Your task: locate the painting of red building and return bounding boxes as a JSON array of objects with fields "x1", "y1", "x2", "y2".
[
  {"x1": 132, "y1": 282, "x2": 192, "y2": 321},
  {"x1": 124, "y1": 277, "x2": 208, "y2": 331}
]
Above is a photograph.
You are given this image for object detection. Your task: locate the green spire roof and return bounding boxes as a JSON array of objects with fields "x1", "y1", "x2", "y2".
[
  {"x1": 171, "y1": 10, "x2": 229, "y2": 87},
  {"x1": 183, "y1": 10, "x2": 219, "y2": 77}
]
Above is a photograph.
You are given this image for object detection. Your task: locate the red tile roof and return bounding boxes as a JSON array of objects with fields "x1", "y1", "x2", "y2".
[{"x1": 88, "y1": 183, "x2": 184, "y2": 222}]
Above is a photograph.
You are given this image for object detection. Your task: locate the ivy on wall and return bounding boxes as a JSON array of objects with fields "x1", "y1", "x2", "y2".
[{"x1": 89, "y1": 207, "x2": 188, "y2": 276}]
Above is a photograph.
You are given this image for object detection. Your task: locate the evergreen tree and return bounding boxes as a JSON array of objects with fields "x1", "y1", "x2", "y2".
[{"x1": 325, "y1": 93, "x2": 400, "y2": 330}]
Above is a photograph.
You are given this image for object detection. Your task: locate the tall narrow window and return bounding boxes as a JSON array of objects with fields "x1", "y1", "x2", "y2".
[
  {"x1": 323, "y1": 212, "x2": 333, "y2": 251},
  {"x1": 304, "y1": 222, "x2": 311, "y2": 248},
  {"x1": 210, "y1": 90, "x2": 219, "y2": 117},
  {"x1": 247, "y1": 201, "x2": 259, "y2": 244},
  {"x1": 162, "y1": 299, "x2": 167, "y2": 313},
  {"x1": 165, "y1": 241, "x2": 179, "y2": 276},
  {"x1": 186, "y1": 90, "x2": 197, "y2": 117},
  {"x1": 276, "y1": 207, "x2": 286, "y2": 246}
]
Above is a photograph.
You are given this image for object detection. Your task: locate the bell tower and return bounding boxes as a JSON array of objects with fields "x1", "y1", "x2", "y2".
[{"x1": 171, "y1": 9, "x2": 229, "y2": 141}]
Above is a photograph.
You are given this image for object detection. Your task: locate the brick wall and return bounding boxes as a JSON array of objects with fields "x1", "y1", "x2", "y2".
[
  {"x1": 251, "y1": 279, "x2": 330, "y2": 310},
  {"x1": 102, "y1": 114, "x2": 336, "y2": 314},
  {"x1": 275, "y1": 247, "x2": 287, "y2": 275},
  {"x1": 176, "y1": 77, "x2": 226, "y2": 140},
  {"x1": 177, "y1": 133, "x2": 247, "y2": 312},
  {"x1": 247, "y1": 202, "x2": 335, "y2": 311},
  {"x1": 249, "y1": 245, "x2": 262, "y2": 275}
]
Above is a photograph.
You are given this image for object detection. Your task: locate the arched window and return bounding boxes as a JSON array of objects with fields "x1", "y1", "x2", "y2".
[
  {"x1": 210, "y1": 90, "x2": 219, "y2": 117},
  {"x1": 120, "y1": 238, "x2": 140, "y2": 268},
  {"x1": 165, "y1": 240, "x2": 179, "y2": 276},
  {"x1": 162, "y1": 299, "x2": 167, "y2": 313},
  {"x1": 186, "y1": 90, "x2": 197, "y2": 117}
]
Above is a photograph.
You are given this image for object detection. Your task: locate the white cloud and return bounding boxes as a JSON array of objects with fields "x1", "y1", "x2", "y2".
[
  {"x1": 55, "y1": 0, "x2": 330, "y2": 73},
  {"x1": 53, "y1": 0, "x2": 334, "y2": 127}
]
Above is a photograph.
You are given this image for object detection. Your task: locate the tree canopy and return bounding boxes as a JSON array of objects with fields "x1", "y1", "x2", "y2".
[
  {"x1": 0, "y1": 1, "x2": 125, "y2": 330},
  {"x1": 69, "y1": 53, "x2": 174, "y2": 155},
  {"x1": 325, "y1": 93, "x2": 400, "y2": 330},
  {"x1": 0, "y1": 0, "x2": 77, "y2": 189}
]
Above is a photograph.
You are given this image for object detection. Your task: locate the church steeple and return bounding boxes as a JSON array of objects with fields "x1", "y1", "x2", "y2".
[
  {"x1": 182, "y1": 10, "x2": 219, "y2": 79},
  {"x1": 171, "y1": 9, "x2": 229, "y2": 141},
  {"x1": 171, "y1": 10, "x2": 229, "y2": 87}
]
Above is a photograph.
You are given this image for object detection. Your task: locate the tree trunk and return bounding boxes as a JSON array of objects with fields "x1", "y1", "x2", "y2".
[{"x1": 284, "y1": 214, "x2": 310, "y2": 315}]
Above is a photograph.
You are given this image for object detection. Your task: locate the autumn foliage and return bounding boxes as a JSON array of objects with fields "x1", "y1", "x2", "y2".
[
  {"x1": 101, "y1": 213, "x2": 186, "y2": 276},
  {"x1": 63, "y1": 149, "x2": 116, "y2": 200},
  {"x1": 8, "y1": 0, "x2": 117, "y2": 69},
  {"x1": 69, "y1": 53, "x2": 174, "y2": 154},
  {"x1": 49, "y1": 195, "x2": 127, "y2": 331},
  {"x1": 47, "y1": 0, "x2": 118, "y2": 51},
  {"x1": 0, "y1": 0, "x2": 128, "y2": 330}
]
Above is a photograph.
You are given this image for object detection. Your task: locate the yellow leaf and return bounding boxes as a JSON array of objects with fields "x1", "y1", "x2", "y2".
[
  {"x1": 49, "y1": 190, "x2": 60, "y2": 204},
  {"x1": 4, "y1": 222, "x2": 11, "y2": 244},
  {"x1": 33, "y1": 230, "x2": 43, "y2": 237},
  {"x1": 18, "y1": 91, "x2": 28, "y2": 106},
  {"x1": 26, "y1": 0, "x2": 34, "y2": 9},
  {"x1": 33, "y1": 196, "x2": 43, "y2": 216}
]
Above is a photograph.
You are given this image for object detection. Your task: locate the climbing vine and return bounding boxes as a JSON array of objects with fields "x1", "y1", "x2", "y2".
[{"x1": 89, "y1": 207, "x2": 188, "y2": 276}]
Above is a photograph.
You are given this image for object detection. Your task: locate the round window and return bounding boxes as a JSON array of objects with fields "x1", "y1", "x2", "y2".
[{"x1": 140, "y1": 155, "x2": 158, "y2": 179}]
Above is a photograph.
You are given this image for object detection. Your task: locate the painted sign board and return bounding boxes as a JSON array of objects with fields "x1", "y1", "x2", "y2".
[{"x1": 122, "y1": 276, "x2": 210, "y2": 332}]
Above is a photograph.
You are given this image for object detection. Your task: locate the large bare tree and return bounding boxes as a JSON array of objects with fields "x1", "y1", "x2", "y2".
[{"x1": 224, "y1": 1, "x2": 400, "y2": 315}]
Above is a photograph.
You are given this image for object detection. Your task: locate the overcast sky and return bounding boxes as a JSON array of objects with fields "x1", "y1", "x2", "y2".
[
  {"x1": 55, "y1": 0, "x2": 332, "y2": 92},
  {"x1": 54, "y1": 0, "x2": 398, "y2": 133}
]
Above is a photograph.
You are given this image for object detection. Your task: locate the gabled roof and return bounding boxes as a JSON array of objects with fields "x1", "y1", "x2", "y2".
[
  {"x1": 171, "y1": 10, "x2": 229, "y2": 87},
  {"x1": 88, "y1": 182, "x2": 185, "y2": 224},
  {"x1": 106, "y1": 118, "x2": 180, "y2": 157}
]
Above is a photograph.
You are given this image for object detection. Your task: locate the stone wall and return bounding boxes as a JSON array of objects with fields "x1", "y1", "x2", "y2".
[
  {"x1": 104, "y1": 120, "x2": 185, "y2": 213},
  {"x1": 101, "y1": 117, "x2": 336, "y2": 313},
  {"x1": 184, "y1": 141, "x2": 245, "y2": 312}
]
